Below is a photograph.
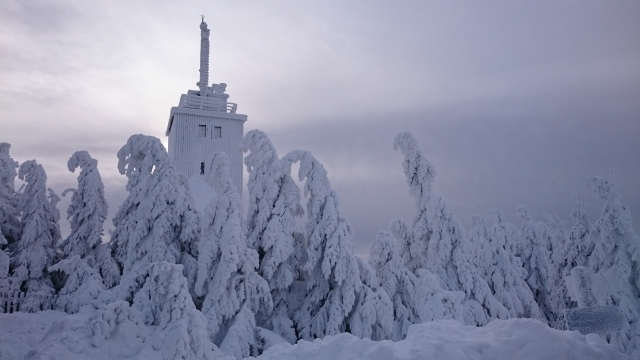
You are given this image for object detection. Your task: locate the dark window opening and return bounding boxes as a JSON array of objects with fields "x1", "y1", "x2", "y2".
[
  {"x1": 214, "y1": 126, "x2": 222, "y2": 139},
  {"x1": 198, "y1": 125, "x2": 206, "y2": 138},
  {"x1": 200, "y1": 162, "x2": 205, "y2": 175}
]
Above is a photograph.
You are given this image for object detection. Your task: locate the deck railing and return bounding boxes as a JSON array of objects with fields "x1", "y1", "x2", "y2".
[{"x1": 178, "y1": 94, "x2": 238, "y2": 113}]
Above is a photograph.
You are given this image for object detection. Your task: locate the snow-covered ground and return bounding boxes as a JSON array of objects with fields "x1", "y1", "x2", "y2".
[
  {"x1": 0, "y1": 311, "x2": 68, "y2": 360},
  {"x1": 0, "y1": 310, "x2": 629, "y2": 360},
  {"x1": 255, "y1": 318, "x2": 630, "y2": 360}
]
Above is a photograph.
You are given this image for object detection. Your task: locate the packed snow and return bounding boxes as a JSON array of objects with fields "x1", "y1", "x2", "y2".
[
  {"x1": 0, "y1": 310, "x2": 630, "y2": 360},
  {"x1": 254, "y1": 318, "x2": 630, "y2": 360}
]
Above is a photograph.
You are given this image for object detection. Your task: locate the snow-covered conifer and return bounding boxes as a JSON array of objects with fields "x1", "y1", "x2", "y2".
[
  {"x1": 540, "y1": 212, "x2": 572, "y2": 328},
  {"x1": 516, "y1": 205, "x2": 554, "y2": 322},
  {"x1": 369, "y1": 230, "x2": 419, "y2": 340},
  {"x1": 468, "y1": 215, "x2": 493, "y2": 274},
  {"x1": 93, "y1": 242, "x2": 120, "y2": 288},
  {"x1": 479, "y1": 212, "x2": 542, "y2": 320},
  {"x1": 49, "y1": 255, "x2": 106, "y2": 313},
  {"x1": 543, "y1": 213, "x2": 566, "y2": 267},
  {"x1": 52, "y1": 151, "x2": 119, "y2": 301},
  {"x1": 60, "y1": 151, "x2": 108, "y2": 258},
  {"x1": 176, "y1": 173, "x2": 200, "y2": 296},
  {"x1": 556, "y1": 198, "x2": 595, "y2": 314},
  {"x1": 562, "y1": 198, "x2": 593, "y2": 278},
  {"x1": 393, "y1": 132, "x2": 508, "y2": 325},
  {"x1": 0, "y1": 143, "x2": 20, "y2": 251},
  {"x1": 284, "y1": 150, "x2": 392, "y2": 340},
  {"x1": 0, "y1": 143, "x2": 20, "y2": 282},
  {"x1": 195, "y1": 152, "x2": 272, "y2": 359},
  {"x1": 110, "y1": 134, "x2": 198, "y2": 275},
  {"x1": 582, "y1": 177, "x2": 640, "y2": 355},
  {"x1": 413, "y1": 269, "x2": 464, "y2": 323},
  {"x1": 388, "y1": 219, "x2": 412, "y2": 266},
  {"x1": 0, "y1": 239, "x2": 8, "y2": 281},
  {"x1": 107, "y1": 262, "x2": 221, "y2": 360},
  {"x1": 242, "y1": 129, "x2": 281, "y2": 250},
  {"x1": 50, "y1": 151, "x2": 117, "y2": 311},
  {"x1": 8, "y1": 160, "x2": 60, "y2": 310},
  {"x1": 241, "y1": 130, "x2": 305, "y2": 343},
  {"x1": 349, "y1": 258, "x2": 393, "y2": 341}
]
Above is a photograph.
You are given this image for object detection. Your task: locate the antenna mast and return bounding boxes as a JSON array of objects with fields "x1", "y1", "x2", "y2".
[{"x1": 198, "y1": 16, "x2": 210, "y2": 95}]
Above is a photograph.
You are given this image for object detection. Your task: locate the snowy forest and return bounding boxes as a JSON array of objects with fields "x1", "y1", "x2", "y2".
[{"x1": 0, "y1": 129, "x2": 638, "y2": 360}]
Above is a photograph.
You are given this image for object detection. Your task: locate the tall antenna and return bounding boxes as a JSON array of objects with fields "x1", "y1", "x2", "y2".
[{"x1": 198, "y1": 16, "x2": 210, "y2": 96}]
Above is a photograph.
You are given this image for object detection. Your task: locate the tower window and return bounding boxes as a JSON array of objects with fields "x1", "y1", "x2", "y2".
[
  {"x1": 200, "y1": 162, "x2": 205, "y2": 175},
  {"x1": 214, "y1": 126, "x2": 222, "y2": 139},
  {"x1": 198, "y1": 125, "x2": 206, "y2": 138}
]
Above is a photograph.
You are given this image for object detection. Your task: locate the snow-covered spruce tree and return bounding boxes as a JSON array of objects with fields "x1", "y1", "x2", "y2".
[
  {"x1": 8, "y1": 160, "x2": 60, "y2": 310},
  {"x1": 195, "y1": 152, "x2": 272, "y2": 359},
  {"x1": 176, "y1": 172, "x2": 200, "y2": 297},
  {"x1": 557, "y1": 197, "x2": 594, "y2": 314},
  {"x1": 369, "y1": 230, "x2": 419, "y2": 340},
  {"x1": 540, "y1": 212, "x2": 572, "y2": 328},
  {"x1": 0, "y1": 233, "x2": 7, "y2": 282},
  {"x1": 0, "y1": 143, "x2": 20, "y2": 282},
  {"x1": 393, "y1": 132, "x2": 508, "y2": 325},
  {"x1": 478, "y1": 212, "x2": 542, "y2": 320},
  {"x1": 62, "y1": 151, "x2": 119, "y2": 288},
  {"x1": 543, "y1": 213, "x2": 566, "y2": 270},
  {"x1": 413, "y1": 269, "x2": 464, "y2": 323},
  {"x1": 583, "y1": 177, "x2": 640, "y2": 355},
  {"x1": 242, "y1": 129, "x2": 281, "y2": 251},
  {"x1": 468, "y1": 215, "x2": 493, "y2": 276},
  {"x1": 562, "y1": 198, "x2": 593, "y2": 279},
  {"x1": 350, "y1": 257, "x2": 393, "y2": 340},
  {"x1": 0, "y1": 143, "x2": 20, "y2": 252},
  {"x1": 93, "y1": 135, "x2": 219, "y2": 360},
  {"x1": 241, "y1": 130, "x2": 305, "y2": 343},
  {"x1": 110, "y1": 134, "x2": 199, "y2": 278},
  {"x1": 49, "y1": 151, "x2": 116, "y2": 312},
  {"x1": 49, "y1": 255, "x2": 107, "y2": 313},
  {"x1": 388, "y1": 219, "x2": 412, "y2": 266},
  {"x1": 516, "y1": 205, "x2": 555, "y2": 323},
  {"x1": 60, "y1": 151, "x2": 108, "y2": 258},
  {"x1": 102, "y1": 262, "x2": 221, "y2": 360},
  {"x1": 284, "y1": 150, "x2": 392, "y2": 341}
]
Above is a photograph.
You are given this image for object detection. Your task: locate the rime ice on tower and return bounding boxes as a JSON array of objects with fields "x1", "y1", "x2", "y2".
[{"x1": 166, "y1": 18, "x2": 247, "y2": 195}]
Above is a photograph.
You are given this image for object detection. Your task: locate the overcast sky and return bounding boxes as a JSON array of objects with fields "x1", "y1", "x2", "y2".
[{"x1": 1, "y1": 1, "x2": 639, "y2": 256}]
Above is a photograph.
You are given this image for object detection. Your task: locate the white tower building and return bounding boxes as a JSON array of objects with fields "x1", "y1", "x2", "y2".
[{"x1": 165, "y1": 19, "x2": 247, "y2": 196}]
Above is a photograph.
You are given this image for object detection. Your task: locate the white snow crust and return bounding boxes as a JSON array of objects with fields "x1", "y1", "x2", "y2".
[
  {"x1": 1, "y1": 311, "x2": 630, "y2": 360},
  {"x1": 254, "y1": 318, "x2": 629, "y2": 360},
  {"x1": 0, "y1": 310, "x2": 68, "y2": 360}
]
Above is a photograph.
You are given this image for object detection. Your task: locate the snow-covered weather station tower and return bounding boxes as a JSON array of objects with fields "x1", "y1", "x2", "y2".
[{"x1": 165, "y1": 18, "x2": 247, "y2": 195}]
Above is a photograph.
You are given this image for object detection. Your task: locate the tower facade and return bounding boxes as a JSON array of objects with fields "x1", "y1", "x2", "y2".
[{"x1": 166, "y1": 20, "x2": 247, "y2": 196}]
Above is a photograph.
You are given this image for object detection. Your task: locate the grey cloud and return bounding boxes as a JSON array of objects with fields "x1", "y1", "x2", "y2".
[
  {"x1": 1, "y1": 1, "x2": 638, "y2": 256},
  {"x1": 262, "y1": 81, "x2": 640, "y2": 255}
]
